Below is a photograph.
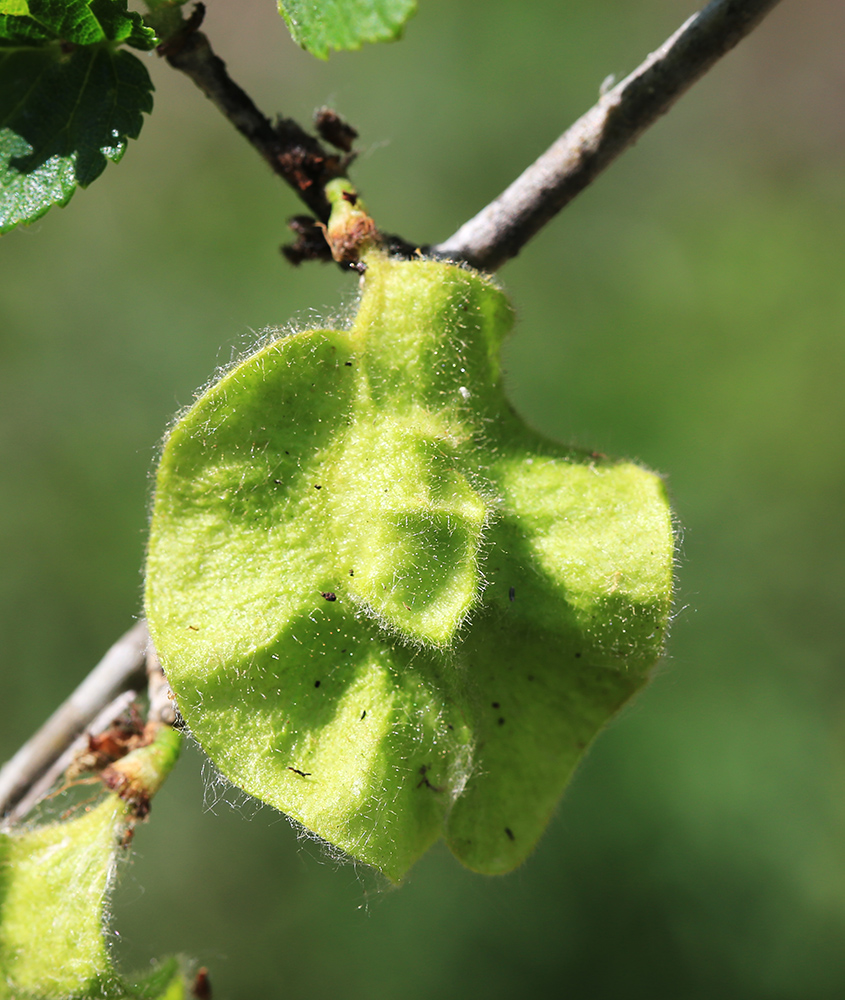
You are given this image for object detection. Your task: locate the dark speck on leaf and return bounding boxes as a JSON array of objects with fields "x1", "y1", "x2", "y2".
[
  {"x1": 314, "y1": 484, "x2": 322, "y2": 490},
  {"x1": 509, "y1": 586, "x2": 515, "y2": 602},
  {"x1": 344, "y1": 361, "x2": 353, "y2": 366},
  {"x1": 314, "y1": 680, "x2": 321, "y2": 688},
  {"x1": 349, "y1": 569, "x2": 354, "y2": 577},
  {"x1": 505, "y1": 827, "x2": 515, "y2": 841},
  {"x1": 491, "y1": 702, "x2": 500, "y2": 709},
  {"x1": 321, "y1": 592, "x2": 337, "y2": 601},
  {"x1": 360, "y1": 710, "x2": 366, "y2": 719},
  {"x1": 273, "y1": 479, "x2": 281, "y2": 484},
  {"x1": 575, "y1": 652, "x2": 582, "y2": 658},
  {"x1": 417, "y1": 764, "x2": 444, "y2": 792},
  {"x1": 527, "y1": 674, "x2": 535, "y2": 681},
  {"x1": 287, "y1": 767, "x2": 311, "y2": 777},
  {"x1": 498, "y1": 717, "x2": 505, "y2": 726}
]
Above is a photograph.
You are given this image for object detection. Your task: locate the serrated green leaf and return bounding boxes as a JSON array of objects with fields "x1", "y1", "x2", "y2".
[
  {"x1": 87, "y1": 0, "x2": 157, "y2": 50},
  {"x1": 0, "y1": 13, "x2": 51, "y2": 43},
  {"x1": 146, "y1": 255, "x2": 675, "y2": 881},
  {"x1": 0, "y1": 42, "x2": 152, "y2": 232},
  {"x1": 0, "y1": 0, "x2": 155, "y2": 48},
  {"x1": 0, "y1": 0, "x2": 106, "y2": 46},
  {"x1": 0, "y1": 727, "x2": 184, "y2": 999},
  {"x1": 278, "y1": 0, "x2": 416, "y2": 58}
]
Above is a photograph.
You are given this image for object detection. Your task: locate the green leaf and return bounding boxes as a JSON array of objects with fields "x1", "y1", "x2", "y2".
[
  {"x1": 146, "y1": 255, "x2": 675, "y2": 881},
  {"x1": 277, "y1": 0, "x2": 416, "y2": 58},
  {"x1": 0, "y1": 13, "x2": 52, "y2": 44},
  {"x1": 126, "y1": 958, "x2": 188, "y2": 1000},
  {"x1": 87, "y1": 0, "x2": 158, "y2": 50},
  {"x1": 0, "y1": 0, "x2": 156, "y2": 231},
  {"x1": 0, "y1": 0, "x2": 155, "y2": 49},
  {"x1": 0, "y1": 42, "x2": 153, "y2": 232},
  {"x1": 0, "y1": 798, "x2": 127, "y2": 998},
  {"x1": 0, "y1": 727, "x2": 184, "y2": 999}
]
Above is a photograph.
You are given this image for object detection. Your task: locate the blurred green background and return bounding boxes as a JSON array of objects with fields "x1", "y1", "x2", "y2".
[{"x1": 2, "y1": 0, "x2": 845, "y2": 996}]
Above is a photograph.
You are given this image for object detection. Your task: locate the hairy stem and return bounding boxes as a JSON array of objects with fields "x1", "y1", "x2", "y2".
[{"x1": 433, "y1": 0, "x2": 784, "y2": 270}]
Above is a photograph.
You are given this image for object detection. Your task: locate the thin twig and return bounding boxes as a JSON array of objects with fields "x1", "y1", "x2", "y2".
[
  {"x1": 7, "y1": 647, "x2": 179, "y2": 824},
  {"x1": 6, "y1": 689, "x2": 139, "y2": 825},
  {"x1": 146, "y1": 644, "x2": 178, "y2": 727},
  {"x1": 158, "y1": 5, "x2": 345, "y2": 223},
  {"x1": 433, "y1": 0, "x2": 784, "y2": 271},
  {"x1": 0, "y1": 620, "x2": 148, "y2": 818}
]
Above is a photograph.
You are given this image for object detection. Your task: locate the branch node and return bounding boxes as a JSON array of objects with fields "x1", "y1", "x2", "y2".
[
  {"x1": 281, "y1": 216, "x2": 335, "y2": 266},
  {"x1": 314, "y1": 107, "x2": 359, "y2": 153},
  {"x1": 155, "y1": 1, "x2": 206, "y2": 59}
]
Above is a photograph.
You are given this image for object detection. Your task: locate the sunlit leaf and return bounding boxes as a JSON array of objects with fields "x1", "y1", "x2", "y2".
[
  {"x1": 0, "y1": 2, "x2": 29, "y2": 16},
  {"x1": 147, "y1": 255, "x2": 675, "y2": 881},
  {"x1": 0, "y1": 798, "x2": 128, "y2": 998},
  {"x1": 277, "y1": 0, "x2": 416, "y2": 59},
  {"x1": 0, "y1": 727, "x2": 184, "y2": 998}
]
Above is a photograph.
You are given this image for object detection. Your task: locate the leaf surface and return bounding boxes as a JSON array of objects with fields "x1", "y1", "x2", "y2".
[
  {"x1": 147, "y1": 255, "x2": 675, "y2": 881},
  {"x1": 0, "y1": 41, "x2": 152, "y2": 231},
  {"x1": 0, "y1": 727, "x2": 185, "y2": 998},
  {"x1": 0, "y1": 0, "x2": 155, "y2": 48},
  {"x1": 0, "y1": 798, "x2": 128, "y2": 998},
  {"x1": 277, "y1": 0, "x2": 416, "y2": 58}
]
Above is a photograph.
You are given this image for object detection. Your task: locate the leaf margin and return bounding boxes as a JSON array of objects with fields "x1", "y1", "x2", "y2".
[{"x1": 277, "y1": 0, "x2": 417, "y2": 59}]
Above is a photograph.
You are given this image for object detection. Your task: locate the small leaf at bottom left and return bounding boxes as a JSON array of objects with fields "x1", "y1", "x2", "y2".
[
  {"x1": 0, "y1": 798, "x2": 128, "y2": 998},
  {"x1": 0, "y1": 733, "x2": 188, "y2": 998}
]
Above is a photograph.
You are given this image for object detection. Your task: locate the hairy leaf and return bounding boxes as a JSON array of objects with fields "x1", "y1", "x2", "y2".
[
  {"x1": 147, "y1": 255, "x2": 674, "y2": 881},
  {"x1": 0, "y1": 798, "x2": 127, "y2": 998},
  {"x1": 0, "y1": 41, "x2": 153, "y2": 232},
  {"x1": 0, "y1": 727, "x2": 184, "y2": 998},
  {"x1": 277, "y1": 0, "x2": 416, "y2": 59}
]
